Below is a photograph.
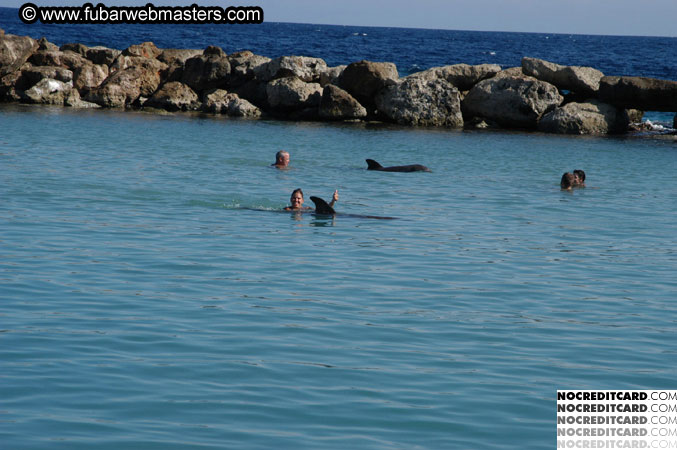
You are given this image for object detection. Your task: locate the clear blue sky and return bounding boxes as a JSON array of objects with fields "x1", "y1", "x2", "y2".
[{"x1": 2, "y1": 0, "x2": 676, "y2": 37}]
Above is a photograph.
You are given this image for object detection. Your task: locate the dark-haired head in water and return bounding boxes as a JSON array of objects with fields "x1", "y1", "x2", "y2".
[
  {"x1": 284, "y1": 188, "x2": 338, "y2": 211},
  {"x1": 573, "y1": 169, "x2": 586, "y2": 187},
  {"x1": 561, "y1": 172, "x2": 576, "y2": 190}
]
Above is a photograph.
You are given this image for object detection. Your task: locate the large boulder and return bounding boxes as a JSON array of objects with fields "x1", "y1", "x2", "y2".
[
  {"x1": 0, "y1": 31, "x2": 38, "y2": 77},
  {"x1": 462, "y1": 76, "x2": 563, "y2": 128},
  {"x1": 181, "y1": 46, "x2": 231, "y2": 92},
  {"x1": 85, "y1": 46, "x2": 121, "y2": 66},
  {"x1": 538, "y1": 99, "x2": 630, "y2": 134},
  {"x1": 266, "y1": 76, "x2": 322, "y2": 111},
  {"x1": 21, "y1": 65, "x2": 73, "y2": 85},
  {"x1": 338, "y1": 60, "x2": 398, "y2": 109},
  {"x1": 72, "y1": 62, "x2": 109, "y2": 95},
  {"x1": 375, "y1": 77, "x2": 463, "y2": 127},
  {"x1": 522, "y1": 57, "x2": 604, "y2": 95},
  {"x1": 157, "y1": 48, "x2": 202, "y2": 82},
  {"x1": 203, "y1": 89, "x2": 261, "y2": 117},
  {"x1": 144, "y1": 81, "x2": 200, "y2": 111},
  {"x1": 228, "y1": 50, "x2": 271, "y2": 86},
  {"x1": 123, "y1": 42, "x2": 162, "y2": 59},
  {"x1": 598, "y1": 76, "x2": 677, "y2": 112},
  {"x1": 407, "y1": 63, "x2": 501, "y2": 91},
  {"x1": 320, "y1": 65, "x2": 346, "y2": 87},
  {"x1": 22, "y1": 78, "x2": 79, "y2": 105},
  {"x1": 87, "y1": 59, "x2": 164, "y2": 107},
  {"x1": 29, "y1": 49, "x2": 75, "y2": 68},
  {"x1": 318, "y1": 84, "x2": 367, "y2": 120},
  {"x1": 254, "y1": 55, "x2": 327, "y2": 83},
  {"x1": 230, "y1": 79, "x2": 269, "y2": 109}
]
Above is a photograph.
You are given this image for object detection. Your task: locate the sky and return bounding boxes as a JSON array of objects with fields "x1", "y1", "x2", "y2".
[{"x1": 1, "y1": 0, "x2": 676, "y2": 37}]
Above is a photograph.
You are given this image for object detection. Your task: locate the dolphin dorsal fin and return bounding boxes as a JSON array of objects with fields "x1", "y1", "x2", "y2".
[
  {"x1": 366, "y1": 159, "x2": 383, "y2": 170},
  {"x1": 310, "y1": 196, "x2": 336, "y2": 215}
]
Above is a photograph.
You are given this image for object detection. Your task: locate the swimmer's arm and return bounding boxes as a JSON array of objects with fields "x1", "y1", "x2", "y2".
[{"x1": 329, "y1": 189, "x2": 339, "y2": 207}]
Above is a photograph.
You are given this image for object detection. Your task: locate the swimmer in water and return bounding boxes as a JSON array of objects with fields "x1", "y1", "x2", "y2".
[
  {"x1": 272, "y1": 150, "x2": 290, "y2": 169},
  {"x1": 573, "y1": 169, "x2": 586, "y2": 187},
  {"x1": 560, "y1": 172, "x2": 576, "y2": 190},
  {"x1": 284, "y1": 188, "x2": 338, "y2": 211}
]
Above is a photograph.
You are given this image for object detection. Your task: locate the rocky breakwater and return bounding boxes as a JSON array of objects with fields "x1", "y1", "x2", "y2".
[{"x1": 2, "y1": 28, "x2": 676, "y2": 135}]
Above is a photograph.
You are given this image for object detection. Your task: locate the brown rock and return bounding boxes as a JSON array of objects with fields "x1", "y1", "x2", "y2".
[
  {"x1": 86, "y1": 46, "x2": 121, "y2": 66},
  {"x1": 144, "y1": 81, "x2": 200, "y2": 111},
  {"x1": 123, "y1": 42, "x2": 162, "y2": 59},
  {"x1": 181, "y1": 47, "x2": 231, "y2": 92},
  {"x1": 462, "y1": 76, "x2": 563, "y2": 128},
  {"x1": 375, "y1": 77, "x2": 463, "y2": 127},
  {"x1": 522, "y1": 57, "x2": 604, "y2": 95},
  {"x1": 319, "y1": 84, "x2": 367, "y2": 120},
  {"x1": 338, "y1": 60, "x2": 399, "y2": 108},
  {"x1": 408, "y1": 63, "x2": 501, "y2": 91},
  {"x1": 0, "y1": 31, "x2": 38, "y2": 77},
  {"x1": 203, "y1": 88, "x2": 261, "y2": 117},
  {"x1": 598, "y1": 76, "x2": 677, "y2": 112},
  {"x1": 538, "y1": 99, "x2": 630, "y2": 134},
  {"x1": 266, "y1": 76, "x2": 322, "y2": 111}
]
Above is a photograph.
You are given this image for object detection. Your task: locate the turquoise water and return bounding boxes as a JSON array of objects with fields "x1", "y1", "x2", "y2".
[{"x1": 1, "y1": 104, "x2": 676, "y2": 449}]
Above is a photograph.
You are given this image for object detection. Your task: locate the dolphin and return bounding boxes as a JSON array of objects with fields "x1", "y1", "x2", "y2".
[
  {"x1": 366, "y1": 159, "x2": 431, "y2": 173},
  {"x1": 310, "y1": 196, "x2": 396, "y2": 220}
]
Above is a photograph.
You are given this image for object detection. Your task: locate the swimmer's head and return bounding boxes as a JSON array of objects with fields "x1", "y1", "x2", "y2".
[{"x1": 561, "y1": 172, "x2": 575, "y2": 189}]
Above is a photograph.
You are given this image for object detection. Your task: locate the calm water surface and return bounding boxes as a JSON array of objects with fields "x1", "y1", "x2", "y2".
[{"x1": 1, "y1": 105, "x2": 676, "y2": 449}]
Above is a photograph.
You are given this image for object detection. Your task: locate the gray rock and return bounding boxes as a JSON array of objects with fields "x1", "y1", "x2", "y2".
[
  {"x1": 203, "y1": 88, "x2": 261, "y2": 117},
  {"x1": 375, "y1": 77, "x2": 463, "y2": 127},
  {"x1": 462, "y1": 76, "x2": 563, "y2": 128},
  {"x1": 338, "y1": 60, "x2": 399, "y2": 108},
  {"x1": 228, "y1": 50, "x2": 271, "y2": 86},
  {"x1": 407, "y1": 63, "x2": 501, "y2": 90},
  {"x1": 144, "y1": 81, "x2": 200, "y2": 111},
  {"x1": 522, "y1": 57, "x2": 604, "y2": 95},
  {"x1": 538, "y1": 99, "x2": 630, "y2": 134},
  {"x1": 319, "y1": 65, "x2": 346, "y2": 87},
  {"x1": 318, "y1": 84, "x2": 367, "y2": 120},
  {"x1": 598, "y1": 76, "x2": 677, "y2": 112},
  {"x1": 254, "y1": 55, "x2": 327, "y2": 83},
  {"x1": 0, "y1": 31, "x2": 38, "y2": 77},
  {"x1": 266, "y1": 76, "x2": 322, "y2": 111},
  {"x1": 23, "y1": 78, "x2": 79, "y2": 105}
]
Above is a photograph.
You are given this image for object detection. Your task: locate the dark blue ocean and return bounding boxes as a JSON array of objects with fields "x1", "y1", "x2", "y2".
[
  {"x1": 2, "y1": 7, "x2": 677, "y2": 450},
  {"x1": 2, "y1": 7, "x2": 677, "y2": 80}
]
